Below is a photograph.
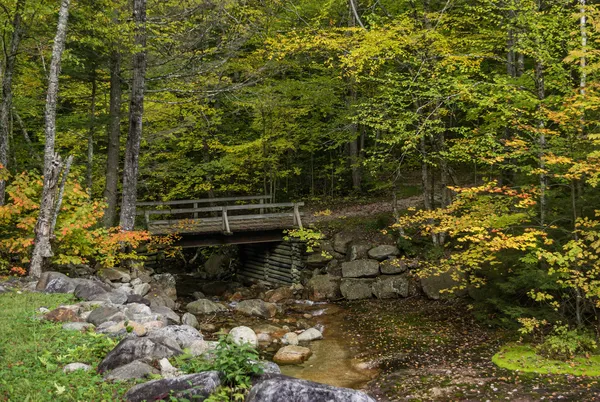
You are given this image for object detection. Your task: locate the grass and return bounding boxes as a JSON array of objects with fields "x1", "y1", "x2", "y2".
[
  {"x1": 0, "y1": 290, "x2": 136, "y2": 401},
  {"x1": 492, "y1": 343, "x2": 600, "y2": 376}
]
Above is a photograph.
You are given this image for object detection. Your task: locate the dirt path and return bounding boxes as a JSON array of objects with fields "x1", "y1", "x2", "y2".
[{"x1": 304, "y1": 195, "x2": 423, "y2": 225}]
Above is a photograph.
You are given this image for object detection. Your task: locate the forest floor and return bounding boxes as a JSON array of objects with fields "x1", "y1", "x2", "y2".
[{"x1": 341, "y1": 298, "x2": 600, "y2": 401}]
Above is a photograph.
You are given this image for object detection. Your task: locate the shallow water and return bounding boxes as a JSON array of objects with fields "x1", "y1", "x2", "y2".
[{"x1": 280, "y1": 304, "x2": 379, "y2": 389}]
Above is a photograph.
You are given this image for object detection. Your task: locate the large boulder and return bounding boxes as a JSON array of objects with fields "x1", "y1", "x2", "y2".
[
  {"x1": 92, "y1": 290, "x2": 129, "y2": 305},
  {"x1": 186, "y1": 299, "x2": 228, "y2": 315},
  {"x1": 87, "y1": 305, "x2": 126, "y2": 326},
  {"x1": 98, "y1": 335, "x2": 182, "y2": 373},
  {"x1": 148, "y1": 325, "x2": 203, "y2": 349},
  {"x1": 332, "y1": 232, "x2": 354, "y2": 254},
  {"x1": 264, "y1": 287, "x2": 294, "y2": 303},
  {"x1": 229, "y1": 326, "x2": 258, "y2": 347},
  {"x1": 124, "y1": 371, "x2": 221, "y2": 402},
  {"x1": 368, "y1": 245, "x2": 400, "y2": 261},
  {"x1": 421, "y1": 269, "x2": 464, "y2": 300},
  {"x1": 379, "y1": 258, "x2": 407, "y2": 275},
  {"x1": 234, "y1": 299, "x2": 277, "y2": 319},
  {"x1": 98, "y1": 267, "x2": 131, "y2": 283},
  {"x1": 44, "y1": 307, "x2": 81, "y2": 323},
  {"x1": 246, "y1": 375, "x2": 377, "y2": 402},
  {"x1": 273, "y1": 346, "x2": 312, "y2": 365},
  {"x1": 36, "y1": 272, "x2": 75, "y2": 293},
  {"x1": 371, "y1": 275, "x2": 409, "y2": 299},
  {"x1": 73, "y1": 280, "x2": 112, "y2": 301},
  {"x1": 306, "y1": 253, "x2": 331, "y2": 268},
  {"x1": 204, "y1": 254, "x2": 230, "y2": 278},
  {"x1": 182, "y1": 312, "x2": 199, "y2": 329},
  {"x1": 150, "y1": 273, "x2": 177, "y2": 300},
  {"x1": 104, "y1": 360, "x2": 158, "y2": 381},
  {"x1": 346, "y1": 240, "x2": 374, "y2": 261},
  {"x1": 150, "y1": 305, "x2": 180, "y2": 325},
  {"x1": 145, "y1": 290, "x2": 176, "y2": 309},
  {"x1": 306, "y1": 274, "x2": 341, "y2": 301},
  {"x1": 340, "y1": 279, "x2": 374, "y2": 300},
  {"x1": 341, "y1": 260, "x2": 379, "y2": 278}
]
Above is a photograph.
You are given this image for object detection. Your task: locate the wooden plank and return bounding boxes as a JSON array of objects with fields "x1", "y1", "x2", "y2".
[
  {"x1": 137, "y1": 202, "x2": 304, "y2": 216},
  {"x1": 150, "y1": 212, "x2": 299, "y2": 225},
  {"x1": 137, "y1": 195, "x2": 271, "y2": 207}
]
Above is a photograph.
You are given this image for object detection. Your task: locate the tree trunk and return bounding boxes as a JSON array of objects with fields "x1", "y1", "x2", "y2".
[
  {"x1": 87, "y1": 71, "x2": 96, "y2": 197},
  {"x1": 29, "y1": 0, "x2": 71, "y2": 278},
  {"x1": 0, "y1": 0, "x2": 26, "y2": 205},
  {"x1": 51, "y1": 155, "x2": 73, "y2": 233},
  {"x1": 119, "y1": 0, "x2": 147, "y2": 231},
  {"x1": 103, "y1": 41, "x2": 122, "y2": 226},
  {"x1": 535, "y1": 59, "x2": 547, "y2": 226}
]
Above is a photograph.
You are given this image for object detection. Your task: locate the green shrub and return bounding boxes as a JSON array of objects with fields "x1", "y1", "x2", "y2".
[
  {"x1": 537, "y1": 325, "x2": 597, "y2": 360},
  {"x1": 172, "y1": 335, "x2": 263, "y2": 401}
]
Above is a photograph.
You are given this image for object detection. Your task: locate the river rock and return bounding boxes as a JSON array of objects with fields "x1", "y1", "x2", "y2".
[
  {"x1": 149, "y1": 325, "x2": 203, "y2": 349},
  {"x1": 182, "y1": 312, "x2": 199, "y2": 329},
  {"x1": 73, "y1": 280, "x2": 112, "y2": 301},
  {"x1": 132, "y1": 283, "x2": 151, "y2": 297},
  {"x1": 340, "y1": 279, "x2": 374, "y2": 300},
  {"x1": 306, "y1": 274, "x2": 341, "y2": 301},
  {"x1": 254, "y1": 361, "x2": 281, "y2": 374},
  {"x1": 234, "y1": 299, "x2": 277, "y2": 319},
  {"x1": 281, "y1": 332, "x2": 299, "y2": 346},
  {"x1": 104, "y1": 360, "x2": 158, "y2": 381},
  {"x1": 229, "y1": 326, "x2": 258, "y2": 347},
  {"x1": 346, "y1": 240, "x2": 374, "y2": 261},
  {"x1": 341, "y1": 260, "x2": 379, "y2": 278},
  {"x1": 98, "y1": 267, "x2": 131, "y2": 283},
  {"x1": 98, "y1": 335, "x2": 182, "y2": 373},
  {"x1": 192, "y1": 291, "x2": 206, "y2": 300},
  {"x1": 186, "y1": 299, "x2": 228, "y2": 315},
  {"x1": 273, "y1": 345, "x2": 312, "y2": 365},
  {"x1": 371, "y1": 275, "x2": 409, "y2": 299},
  {"x1": 87, "y1": 305, "x2": 125, "y2": 326},
  {"x1": 124, "y1": 371, "x2": 221, "y2": 402},
  {"x1": 93, "y1": 290, "x2": 129, "y2": 305},
  {"x1": 62, "y1": 322, "x2": 94, "y2": 331},
  {"x1": 332, "y1": 232, "x2": 354, "y2": 254},
  {"x1": 145, "y1": 291, "x2": 176, "y2": 309},
  {"x1": 126, "y1": 294, "x2": 151, "y2": 306},
  {"x1": 36, "y1": 272, "x2": 76, "y2": 293},
  {"x1": 151, "y1": 305, "x2": 180, "y2": 325},
  {"x1": 150, "y1": 274, "x2": 177, "y2": 300},
  {"x1": 63, "y1": 363, "x2": 91, "y2": 373},
  {"x1": 380, "y1": 258, "x2": 407, "y2": 275},
  {"x1": 98, "y1": 320, "x2": 147, "y2": 337},
  {"x1": 368, "y1": 245, "x2": 400, "y2": 261},
  {"x1": 297, "y1": 328, "x2": 323, "y2": 342},
  {"x1": 264, "y1": 287, "x2": 294, "y2": 303},
  {"x1": 204, "y1": 254, "x2": 230, "y2": 278},
  {"x1": 246, "y1": 374, "x2": 377, "y2": 402},
  {"x1": 44, "y1": 307, "x2": 82, "y2": 323},
  {"x1": 421, "y1": 269, "x2": 464, "y2": 300}
]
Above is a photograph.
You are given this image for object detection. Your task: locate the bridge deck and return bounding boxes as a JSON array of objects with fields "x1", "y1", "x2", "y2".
[{"x1": 136, "y1": 196, "x2": 304, "y2": 236}]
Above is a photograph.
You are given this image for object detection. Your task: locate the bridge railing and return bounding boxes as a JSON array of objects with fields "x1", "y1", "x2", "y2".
[{"x1": 136, "y1": 196, "x2": 303, "y2": 234}]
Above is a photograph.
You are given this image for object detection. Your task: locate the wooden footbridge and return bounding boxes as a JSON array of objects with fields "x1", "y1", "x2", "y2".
[{"x1": 136, "y1": 195, "x2": 305, "y2": 247}]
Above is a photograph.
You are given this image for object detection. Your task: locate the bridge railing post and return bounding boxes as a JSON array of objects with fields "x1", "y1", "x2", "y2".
[
  {"x1": 222, "y1": 206, "x2": 231, "y2": 234},
  {"x1": 193, "y1": 202, "x2": 198, "y2": 219},
  {"x1": 293, "y1": 203, "x2": 303, "y2": 229}
]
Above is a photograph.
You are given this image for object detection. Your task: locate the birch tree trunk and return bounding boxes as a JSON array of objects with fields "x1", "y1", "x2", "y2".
[
  {"x1": 535, "y1": 59, "x2": 547, "y2": 226},
  {"x1": 0, "y1": 0, "x2": 26, "y2": 205},
  {"x1": 29, "y1": 0, "x2": 71, "y2": 278},
  {"x1": 119, "y1": 0, "x2": 147, "y2": 231}
]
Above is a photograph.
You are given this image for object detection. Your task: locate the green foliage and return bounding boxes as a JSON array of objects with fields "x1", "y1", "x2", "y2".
[
  {"x1": 537, "y1": 325, "x2": 597, "y2": 360},
  {"x1": 493, "y1": 344, "x2": 600, "y2": 376},
  {"x1": 284, "y1": 227, "x2": 325, "y2": 253},
  {"x1": 0, "y1": 291, "x2": 132, "y2": 400},
  {"x1": 172, "y1": 335, "x2": 263, "y2": 398}
]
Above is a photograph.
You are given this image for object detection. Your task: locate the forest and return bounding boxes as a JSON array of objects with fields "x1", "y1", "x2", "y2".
[{"x1": 2, "y1": 0, "x2": 600, "y2": 400}]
